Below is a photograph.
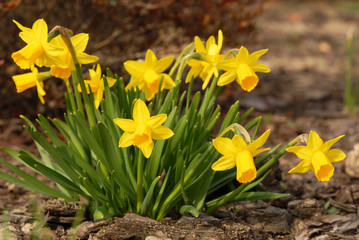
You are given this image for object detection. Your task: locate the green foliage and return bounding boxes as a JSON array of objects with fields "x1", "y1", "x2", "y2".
[{"x1": 0, "y1": 26, "x2": 295, "y2": 221}]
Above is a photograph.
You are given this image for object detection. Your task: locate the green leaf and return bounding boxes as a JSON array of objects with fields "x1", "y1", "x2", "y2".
[
  {"x1": 18, "y1": 151, "x2": 83, "y2": 195},
  {"x1": 139, "y1": 176, "x2": 160, "y2": 216},
  {"x1": 0, "y1": 156, "x2": 70, "y2": 200},
  {"x1": 233, "y1": 192, "x2": 290, "y2": 201},
  {"x1": 179, "y1": 205, "x2": 200, "y2": 217}
]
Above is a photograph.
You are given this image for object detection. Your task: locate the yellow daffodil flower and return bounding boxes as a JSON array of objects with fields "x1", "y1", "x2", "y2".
[
  {"x1": 78, "y1": 64, "x2": 117, "y2": 108},
  {"x1": 212, "y1": 130, "x2": 271, "y2": 183},
  {"x1": 124, "y1": 49, "x2": 175, "y2": 101},
  {"x1": 114, "y1": 99, "x2": 174, "y2": 158},
  {"x1": 49, "y1": 33, "x2": 99, "y2": 79},
  {"x1": 217, "y1": 46, "x2": 270, "y2": 92},
  {"x1": 11, "y1": 19, "x2": 66, "y2": 69},
  {"x1": 186, "y1": 30, "x2": 224, "y2": 89},
  {"x1": 287, "y1": 131, "x2": 346, "y2": 181},
  {"x1": 12, "y1": 67, "x2": 51, "y2": 104}
]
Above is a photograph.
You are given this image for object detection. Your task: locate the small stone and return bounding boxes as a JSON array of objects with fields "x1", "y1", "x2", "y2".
[
  {"x1": 21, "y1": 223, "x2": 33, "y2": 235},
  {"x1": 345, "y1": 142, "x2": 359, "y2": 178}
]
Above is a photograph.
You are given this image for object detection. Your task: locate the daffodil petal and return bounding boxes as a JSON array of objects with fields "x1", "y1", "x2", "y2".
[
  {"x1": 13, "y1": 20, "x2": 35, "y2": 44},
  {"x1": 217, "y1": 30, "x2": 223, "y2": 51},
  {"x1": 213, "y1": 137, "x2": 237, "y2": 155},
  {"x1": 248, "y1": 130, "x2": 270, "y2": 154},
  {"x1": 77, "y1": 52, "x2": 99, "y2": 65},
  {"x1": 145, "y1": 49, "x2": 157, "y2": 67},
  {"x1": 217, "y1": 58, "x2": 237, "y2": 71},
  {"x1": 140, "y1": 142, "x2": 154, "y2": 158},
  {"x1": 308, "y1": 131, "x2": 323, "y2": 150},
  {"x1": 321, "y1": 135, "x2": 345, "y2": 152},
  {"x1": 248, "y1": 49, "x2": 268, "y2": 65},
  {"x1": 161, "y1": 74, "x2": 176, "y2": 89},
  {"x1": 133, "y1": 99, "x2": 150, "y2": 122},
  {"x1": 32, "y1": 19, "x2": 47, "y2": 43},
  {"x1": 237, "y1": 46, "x2": 249, "y2": 62},
  {"x1": 194, "y1": 36, "x2": 206, "y2": 53},
  {"x1": 147, "y1": 114, "x2": 167, "y2": 128},
  {"x1": 288, "y1": 159, "x2": 312, "y2": 173},
  {"x1": 205, "y1": 36, "x2": 215, "y2": 52},
  {"x1": 154, "y1": 56, "x2": 174, "y2": 73},
  {"x1": 217, "y1": 71, "x2": 236, "y2": 86},
  {"x1": 106, "y1": 77, "x2": 117, "y2": 88},
  {"x1": 252, "y1": 62, "x2": 271, "y2": 73},
  {"x1": 253, "y1": 147, "x2": 271, "y2": 156},
  {"x1": 124, "y1": 61, "x2": 145, "y2": 78},
  {"x1": 211, "y1": 155, "x2": 236, "y2": 171},
  {"x1": 94, "y1": 88, "x2": 103, "y2": 109},
  {"x1": 201, "y1": 67, "x2": 214, "y2": 89},
  {"x1": 232, "y1": 135, "x2": 248, "y2": 149},
  {"x1": 327, "y1": 149, "x2": 346, "y2": 162},
  {"x1": 286, "y1": 146, "x2": 312, "y2": 159},
  {"x1": 118, "y1": 132, "x2": 134, "y2": 147},
  {"x1": 151, "y1": 125, "x2": 174, "y2": 140},
  {"x1": 114, "y1": 118, "x2": 137, "y2": 132},
  {"x1": 71, "y1": 33, "x2": 89, "y2": 52}
]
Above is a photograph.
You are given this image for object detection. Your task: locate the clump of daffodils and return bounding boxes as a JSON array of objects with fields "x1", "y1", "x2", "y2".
[{"x1": 1, "y1": 19, "x2": 346, "y2": 222}]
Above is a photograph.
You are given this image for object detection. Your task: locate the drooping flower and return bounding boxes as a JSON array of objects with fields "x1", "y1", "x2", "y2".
[
  {"x1": 212, "y1": 130, "x2": 271, "y2": 183},
  {"x1": 12, "y1": 67, "x2": 52, "y2": 104},
  {"x1": 217, "y1": 46, "x2": 271, "y2": 92},
  {"x1": 184, "y1": 30, "x2": 225, "y2": 89},
  {"x1": 124, "y1": 49, "x2": 175, "y2": 101},
  {"x1": 186, "y1": 30, "x2": 224, "y2": 89},
  {"x1": 78, "y1": 64, "x2": 116, "y2": 108},
  {"x1": 49, "y1": 33, "x2": 99, "y2": 79},
  {"x1": 114, "y1": 99, "x2": 174, "y2": 158},
  {"x1": 11, "y1": 19, "x2": 66, "y2": 69},
  {"x1": 287, "y1": 131, "x2": 346, "y2": 181}
]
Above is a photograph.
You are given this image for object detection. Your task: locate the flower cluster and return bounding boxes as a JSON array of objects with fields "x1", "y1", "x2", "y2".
[
  {"x1": 12, "y1": 19, "x2": 99, "y2": 104},
  {"x1": 5, "y1": 18, "x2": 347, "y2": 222}
]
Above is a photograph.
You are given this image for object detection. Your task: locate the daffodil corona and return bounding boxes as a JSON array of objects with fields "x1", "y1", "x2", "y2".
[
  {"x1": 12, "y1": 67, "x2": 51, "y2": 104},
  {"x1": 114, "y1": 99, "x2": 174, "y2": 158},
  {"x1": 186, "y1": 30, "x2": 224, "y2": 89},
  {"x1": 124, "y1": 49, "x2": 175, "y2": 101},
  {"x1": 212, "y1": 130, "x2": 271, "y2": 183},
  {"x1": 78, "y1": 64, "x2": 116, "y2": 108},
  {"x1": 287, "y1": 131, "x2": 346, "y2": 181},
  {"x1": 217, "y1": 46, "x2": 270, "y2": 92}
]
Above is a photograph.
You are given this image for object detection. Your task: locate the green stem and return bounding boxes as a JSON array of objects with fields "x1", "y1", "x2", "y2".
[
  {"x1": 63, "y1": 78, "x2": 77, "y2": 113},
  {"x1": 70, "y1": 70, "x2": 84, "y2": 116},
  {"x1": 58, "y1": 27, "x2": 96, "y2": 127},
  {"x1": 136, "y1": 152, "x2": 144, "y2": 212}
]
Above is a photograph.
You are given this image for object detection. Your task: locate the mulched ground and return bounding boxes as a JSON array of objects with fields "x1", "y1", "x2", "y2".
[{"x1": 1, "y1": 0, "x2": 359, "y2": 239}]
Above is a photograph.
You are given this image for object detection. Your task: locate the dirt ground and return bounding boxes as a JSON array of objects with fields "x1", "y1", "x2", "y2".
[{"x1": 1, "y1": 0, "x2": 359, "y2": 239}]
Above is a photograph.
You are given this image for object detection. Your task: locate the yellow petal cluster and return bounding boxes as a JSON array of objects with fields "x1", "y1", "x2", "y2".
[
  {"x1": 11, "y1": 19, "x2": 65, "y2": 69},
  {"x1": 114, "y1": 99, "x2": 174, "y2": 158},
  {"x1": 124, "y1": 49, "x2": 175, "y2": 101},
  {"x1": 287, "y1": 131, "x2": 346, "y2": 181},
  {"x1": 49, "y1": 33, "x2": 99, "y2": 79},
  {"x1": 217, "y1": 46, "x2": 271, "y2": 92},
  {"x1": 186, "y1": 30, "x2": 224, "y2": 89},
  {"x1": 78, "y1": 64, "x2": 117, "y2": 108},
  {"x1": 212, "y1": 130, "x2": 271, "y2": 183}
]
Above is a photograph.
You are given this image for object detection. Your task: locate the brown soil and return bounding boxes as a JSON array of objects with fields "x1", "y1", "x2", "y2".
[{"x1": 1, "y1": 0, "x2": 359, "y2": 239}]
